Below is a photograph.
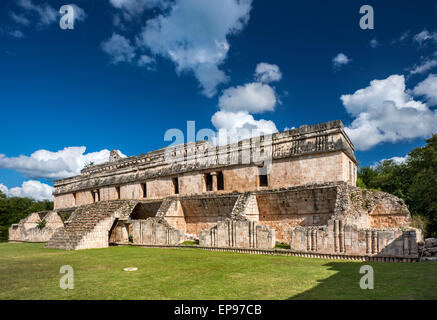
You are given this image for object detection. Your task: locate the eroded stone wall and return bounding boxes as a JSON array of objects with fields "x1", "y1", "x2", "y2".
[
  {"x1": 179, "y1": 195, "x2": 238, "y2": 235},
  {"x1": 199, "y1": 217, "x2": 275, "y2": 249},
  {"x1": 290, "y1": 218, "x2": 420, "y2": 258},
  {"x1": 131, "y1": 217, "x2": 184, "y2": 245},
  {"x1": 9, "y1": 211, "x2": 64, "y2": 242},
  {"x1": 53, "y1": 120, "x2": 357, "y2": 210},
  {"x1": 256, "y1": 187, "x2": 337, "y2": 242}
]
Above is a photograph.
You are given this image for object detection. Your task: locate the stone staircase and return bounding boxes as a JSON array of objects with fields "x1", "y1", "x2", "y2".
[
  {"x1": 45, "y1": 200, "x2": 135, "y2": 250},
  {"x1": 231, "y1": 192, "x2": 251, "y2": 217}
]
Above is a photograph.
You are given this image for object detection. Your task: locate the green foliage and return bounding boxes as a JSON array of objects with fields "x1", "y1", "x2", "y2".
[
  {"x1": 84, "y1": 162, "x2": 95, "y2": 168},
  {"x1": 37, "y1": 220, "x2": 46, "y2": 230},
  {"x1": 0, "y1": 191, "x2": 53, "y2": 241},
  {"x1": 180, "y1": 240, "x2": 199, "y2": 245},
  {"x1": 358, "y1": 135, "x2": 437, "y2": 237},
  {"x1": 274, "y1": 242, "x2": 291, "y2": 249}
]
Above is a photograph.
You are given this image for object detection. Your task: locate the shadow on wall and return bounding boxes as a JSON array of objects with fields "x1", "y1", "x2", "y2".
[{"x1": 289, "y1": 261, "x2": 437, "y2": 300}]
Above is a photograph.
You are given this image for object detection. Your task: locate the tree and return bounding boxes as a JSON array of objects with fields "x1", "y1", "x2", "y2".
[
  {"x1": 0, "y1": 191, "x2": 53, "y2": 241},
  {"x1": 358, "y1": 134, "x2": 437, "y2": 237}
]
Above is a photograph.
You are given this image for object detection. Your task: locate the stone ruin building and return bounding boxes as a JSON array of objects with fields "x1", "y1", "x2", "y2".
[{"x1": 10, "y1": 120, "x2": 422, "y2": 261}]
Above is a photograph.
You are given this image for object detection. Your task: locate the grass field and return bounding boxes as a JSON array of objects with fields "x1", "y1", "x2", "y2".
[{"x1": 0, "y1": 242, "x2": 436, "y2": 300}]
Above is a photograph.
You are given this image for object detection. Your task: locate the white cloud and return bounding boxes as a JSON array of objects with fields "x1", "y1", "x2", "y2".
[
  {"x1": 211, "y1": 61, "x2": 281, "y2": 143},
  {"x1": 254, "y1": 62, "x2": 282, "y2": 83},
  {"x1": 109, "y1": 0, "x2": 171, "y2": 19},
  {"x1": 16, "y1": 0, "x2": 58, "y2": 27},
  {"x1": 211, "y1": 110, "x2": 277, "y2": 145},
  {"x1": 9, "y1": 12, "x2": 30, "y2": 26},
  {"x1": 136, "y1": 0, "x2": 253, "y2": 97},
  {"x1": 409, "y1": 57, "x2": 437, "y2": 75},
  {"x1": 101, "y1": 33, "x2": 136, "y2": 64},
  {"x1": 7, "y1": 30, "x2": 25, "y2": 38},
  {"x1": 137, "y1": 55, "x2": 156, "y2": 69},
  {"x1": 413, "y1": 29, "x2": 437, "y2": 45},
  {"x1": 0, "y1": 183, "x2": 8, "y2": 195},
  {"x1": 385, "y1": 156, "x2": 408, "y2": 164},
  {"x1": 0, "y1": 147, "x2": 126, "y2": 181},
  {"x1": 413, "y1": 73, "x2": 437, "y2": 106},
  {"x1": 70, "y1": 4, "x2": 87, "y2": 23},
  {"x1": 218, "y1": 82, "x2": 277, "y2": 114},
  {"x1": 370, "y1": 38, "x2": 379, "y2": 48},
  {"x1": 0, "y1": 180, "x2": 53, "y2": 201},
  {"x1": 372, "y1": 155, "x2": 408, "y2": 168},
  {"x1": 341, "y1": 74, "x2": 437, "y2": 150},
  {"x1": 332, "y1": 53, "x2": 351, "y2": 68}
]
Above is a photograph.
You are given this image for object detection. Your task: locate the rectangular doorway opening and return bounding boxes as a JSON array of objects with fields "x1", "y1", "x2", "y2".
[
  {"x1": 205, "y1": 173, "x2": 213, "y2": 191},
  {"x1": 217, "y1": 171, "x2": 224, "y2": 190},
  {"x1": 172, "y1": 177, "x2": 179, "y2": 194}
]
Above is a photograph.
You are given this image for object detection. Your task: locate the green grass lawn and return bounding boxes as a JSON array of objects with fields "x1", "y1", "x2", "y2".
[{"x1": 0, "y1": 242, "x2": 436, "y2": 300}]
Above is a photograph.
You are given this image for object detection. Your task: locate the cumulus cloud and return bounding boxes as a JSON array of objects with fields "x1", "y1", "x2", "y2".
[
  {"x1": 137, "y1": 54, "x2": 156, "y2": 69},
  {"x1": 70, "y1": 4, "x2": 87, "y2": 23},
  {"x1": 101, "y1": 33, "x2": 136, "y2": 64},
  {"x1": 211, "y1": 110, "x2": 277, "y2": 145},
  {"x1": 413, "y1": 73, "x2": 437, "y2": 106},
  {"x1": 409, "y1": 57, "x2": 437, "y2": 75},
  {"x1": 0, "y1": 147, "x2": 126, "y2": 181},
  {"x1": 372, "y1": 155, "x2": 408, "y2": 168},
  {"x1": 332, "y1": 53, "x2": 351, "y2": 68},
  {"x1": 210, "y1": 62, "x2": 281, "y2": 144},
  {"x1": 254, "y1": 62, "x2": 282, "y2": 83},
  {"x1": 413, "y1": 29, "x2": 437, "y2": 45},
  {"x1": 341, "y1": 74, "x2": 437, "y2": 150},
  {"x1": 15, "y1": 0, "x2": 58, "y2": 27},
  {"x1": 136, "y1": 0, "x2": 253, "y2": 97},
  {"x1": 0, "y1": 180, "x2": 54, "y2": 201},
  {"x1": 218, "y1": 82, "x2": 277, "y2": 114},
  {"x1": 109, "y1": 0, "x2": 171, "y2": 20}
]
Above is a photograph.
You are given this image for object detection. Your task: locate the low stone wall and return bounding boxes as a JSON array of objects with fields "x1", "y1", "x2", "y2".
[
  {"x1": 131, "y1": 217, "x2": 184, "y2": 245},
  {"x1": 290, "y1": 218, "x2": 420, "y2": 258},
  {"x1": 199, "y1": 217, "x2": 275, "y2": 249},
  {"x1": 9, "y1": 211, "x2": 64, "y2": 242}
]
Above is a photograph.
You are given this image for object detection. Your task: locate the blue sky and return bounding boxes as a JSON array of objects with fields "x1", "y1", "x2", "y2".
[{"x1": 0, "y1": 0, "x2": 437, "y2": 200}]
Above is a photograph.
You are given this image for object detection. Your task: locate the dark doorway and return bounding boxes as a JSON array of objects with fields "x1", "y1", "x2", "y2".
[
  {"x1": 141, "y1": 183, "x2": 147, "y2": 198},
  {"x1": 172, "y1": 177, "x2": 179, "y2": 194},
  {"x1": 205, "y1": 173, "x2": 213, "y2": 191},
  {"x1": 217, "y1": 171, "x2": 224, "y2": 190},
  {"x1": 259, "y1": 174, "x2": 268, "y2": 187}
]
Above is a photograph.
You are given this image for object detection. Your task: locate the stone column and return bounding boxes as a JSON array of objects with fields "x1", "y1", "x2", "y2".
[{"x1": 211, "y1": 171, "x2": 218, "y2": 192}]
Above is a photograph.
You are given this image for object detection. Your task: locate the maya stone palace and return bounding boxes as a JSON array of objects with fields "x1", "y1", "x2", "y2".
[{"x1": 9, "y1": 120, "x2": 421, "y2": 261}]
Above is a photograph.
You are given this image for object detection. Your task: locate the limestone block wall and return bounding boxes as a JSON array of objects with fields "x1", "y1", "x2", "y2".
[
  {"x1": 199, "y1": 218, "x2": 275, "y2": 249},
  {"x1": 54, "y1": 193, "x2": 75, "y2": 209},
  {"x1": 179, "y1": 172, "x2": 204, "y2": 195},
  {"x1": 231, "y1": 193, "x2": 260, "y2": 222},
  {"x1": 109, "y1": 220, "x2": 129, "y2": 244},
  {"x1": 131, "y1": 218, "x2": 184, "y2": 245},
  {"x1": 290, "y1": 219, "x2": 420, "y2": 258},
  {"x1": 9, "y1": 211, "x2": 64, "y2": 242},
  {"x1": 221, "y1": 166, "x2": 259, "y2": 192},
  {"x1": 256, "y1": 187, "x2": 337, "y2": 242},
  {"x1": 74, "y1": 216, "x2": 116, "y2": 250},
  {"x1": 334, "y1": 185, "x2": 411, "y2": 229},
  {"x1": 75, "y1": 190, "x2": 94, "y2": 206},
  {"x1": 147, "y1": 177, "x2": 175, "y2": 198},
  {"x1": 160, "y1": 199, "x2": 187, "y2": 232},
  {"x1": 179, "y1": 195, "x2": 238, "y2": 235}
]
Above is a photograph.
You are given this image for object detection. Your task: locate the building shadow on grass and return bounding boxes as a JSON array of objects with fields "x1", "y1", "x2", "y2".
[{"x1": 288, "y1": 261, "x2": 378, "y2": 300}]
